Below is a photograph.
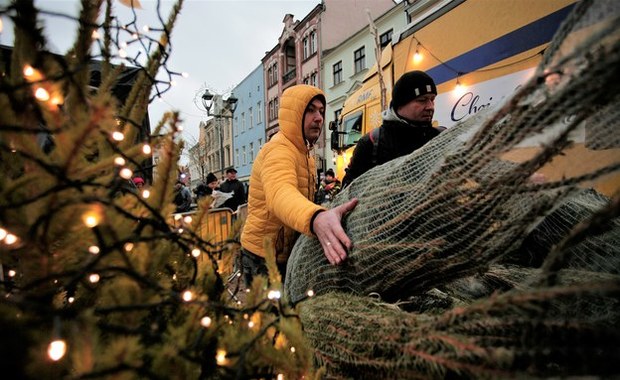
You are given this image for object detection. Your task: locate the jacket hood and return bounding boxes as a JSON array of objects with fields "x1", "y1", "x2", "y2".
[{"x1": 279, "y1": 85, "x2": 326, "y2": 151}]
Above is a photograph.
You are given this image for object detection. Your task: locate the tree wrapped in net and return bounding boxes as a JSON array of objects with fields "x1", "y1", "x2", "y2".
[{"x1": 286, "y1": 0, "x2": 620, "y2": 378}]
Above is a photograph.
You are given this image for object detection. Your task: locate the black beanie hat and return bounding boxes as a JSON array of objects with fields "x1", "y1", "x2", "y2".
[
  {"x1": 391, "y1": 70, "x2": 437, "y2": 110},
  {"x1": 206, "y1": 173, "x2": 218, "y2": 183}
]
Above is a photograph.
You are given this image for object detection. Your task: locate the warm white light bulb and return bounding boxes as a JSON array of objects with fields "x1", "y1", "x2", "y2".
[
  {"x1": 182, "y1": 290, "x2": 193, "y2": 302},
  {"x1": 201, "y1": 316, "x2": 212, "y2": 327},
  {"x1": 4, "y1": 233, "x2": 17, "y2": 245},
  {"x1": 89, "y1": 274, "x2": 100, "y2": 283},
  {"x1": 119, "y1": 49, "x2": 128, "y2": 58},
  {"x1": 454, "y1": 79, "x2": 466, "y2": 97},
  {"x1": 191, "y1": 248, "x2": 201, "y2": 258},
  {"x1": 83, "y1": 214, "x2": 99, "y2": 228},
  {"x1": 35, "y1": 87, "x2": 50, "y2": 101},
  {"x1": 248, "y1": 321, "x2": 255, "y2": 328},
  {"x1": 216, "y1": 349, "x2": 227, "y2": 365},
  {"x1": 119, "y1": 168, "x2": 133, "y2": 179},
  {"x1": 91, "y1": 30, "x2": 100, "y2": 40},
  {"x1": 267, "y1": 290, "x2": 281, "y2": 300},
  {"x1": 183, "y1": 216, "x2": 192, "y2": 224},
  {"x1": 88, "y1": 245, "x2": 100, "y2": 254},
  {"x1": 8, "y1": 270, "x2": 16, "y2": 277},
  {"x1": 182, "y1": 72, "x2": 189, "y2": 78},
  {"x1": 68, "y1": 297, "x2": 75, "y2": 303},
  {"x1": 114, "y1": 157, "x2": 126, "y2": 166},
  {"x1": 112, "y1": 131, "x2": 125, "y2": 141},
  {"x1": 124, "y1": 242, "x2": 134, "y2": 252},
  {"x1": 0, "y1": 227, "x2": 7, "y2": 240},
  {"x1": 307, "y1": 290, "x2": 315, "y2": 297},
  {"x1": 277, "y1": 374, "x2": 284, "y2": 380},
  {"x1": 142, "y1": 189, "x2": 150, "y2": 199},
  {"x1": 142, "y1": 144, "x2": 152, "y2": 154},
  {"x1": 48, "y1": 339, "x2": 67, "y2": 361},
  {"x1": 23, "y1": 65, "x2": 34, "y2": 77}
]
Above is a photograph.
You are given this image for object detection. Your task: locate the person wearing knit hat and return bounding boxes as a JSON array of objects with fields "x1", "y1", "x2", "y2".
[{"x1": 342, "y1": 70, "x2": 444, "y2": 188}]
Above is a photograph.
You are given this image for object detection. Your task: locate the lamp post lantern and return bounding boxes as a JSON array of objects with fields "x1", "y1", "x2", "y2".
[{"x1": 201, "y1": 89, "x2": 238, "y2": 178}]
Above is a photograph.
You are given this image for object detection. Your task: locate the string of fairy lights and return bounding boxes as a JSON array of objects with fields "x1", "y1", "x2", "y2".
[
  {"x1": 1, "y1": 4, "x2": 320, "y2": 377},
  {"x1": 407, "y1": 35, "x2": 546, "y2": 96}
]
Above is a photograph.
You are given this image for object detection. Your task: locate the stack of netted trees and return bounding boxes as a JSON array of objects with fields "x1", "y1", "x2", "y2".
[{"x1": 285, "y1": 1, "x2": 620, "y2": 378}]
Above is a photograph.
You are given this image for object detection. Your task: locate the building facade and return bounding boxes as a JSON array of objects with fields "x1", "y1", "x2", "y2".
[
  {"x1": 231, "y1": 64, "x2": 266, "y2": 187},
  {"x1": 261, "y1": 0, "x2": 395, "y2": 176},
  {"x1": 321, "y1": 2, "x2": 407, "y2": 171}
]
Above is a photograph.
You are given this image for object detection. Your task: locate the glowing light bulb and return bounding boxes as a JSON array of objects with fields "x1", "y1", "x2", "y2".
[
  {"x1": 267, "y1": 290, "x2": 281, "y2": 300},
  {"x1": 183, "y1": 216, "x2": 192, "y2": 224},
  {"x1": 4, "y1": 233, "x2": 17, "y2": 245},
  {"x1": 119, "y1": 168, "x2": 133, "y2": 179},
  {"x1": 89, "y1": 274, "x2": 100, "y2": 283},
  {"x1": 216, "y1": 349, "x2": 227, "y2": 365},
  {"x1": 182, "y1": 72, "x2": 189, "y2": 78},
  {"x1": 119, "y1": 49, "x2": 128, "y2": 58},
  {"x1": 0, "y1": 228, "x2": 6, "y2": 240},
  {"x1": 114, "y1": 157, "x2": 126, "y2": 166},
  {"x1": 35, "y1": 87, "x2": 50, "y2": 101},
  {"x1": 191, "y1": 248, "x2": 201, "y2": 258},
  {"x1": 48, "y1": 339, "x2": 67, "y2": 361},
  {"x1": 454, "y1": 78, "x2": 466, "y2": 97},
  {"x1": 88, "y1": 245, "x2": 100, "y2": 254},
  {"x1": 170, "y1": 80, "x2": 177, "y2": 86},
  {"x1": 248, "y1": 321, "x2": 255, "y2": 328},
  {"x1": 142, "y1": 144, "x2": 152, "y2": 154},
  {"x1": 142, "y1": 25, "x2": 150, "y2": 32},
  {"x1": 142, "y1": 189, "x2": 150, "y2": 199},
  {"x1": 23, "y1": 65, "x2": 34, "y2": 77},
  {"x1": 68, "y1": 297, "x2": 75, "y2": 303},
  {"x1": 290, "y1": 346, "x2": 296, "y2": 353},
  {"x1": 92, "y1": 30, "x2": 100, "y2": 40},
  {"x1": 277, "y1": 374, "x2": 284, "y2": 380},
  {"x1": 413, "y1": 44, "x2": 423, "y2": 65},
  {"x1": 82, "y1": 213, "x2": 100, "y2": 228},
  {"x1": 124, "y1": 242, "x2": 134, "y2": 252},
  {"x1": 8, "y1": 270, "x2": 16, "y2": 277},
  {"x1": 174, "y1": 214, "x2": 182, "y2": 221},
  {"x1": 120, "y1": 41, "x2": 128, "y2": 48},
  {"x1": 307, "y1": 290, "x2": 315, "y2": 297},
  {"x1": 112, "y1": 131, "x2": 125, "y2": 141},
  {"x1": 182, "y1": 290, "x2": 193, "y2": 302},
  {"x1": 201, "y1": 316, "x2": 212, "y2": 327}
]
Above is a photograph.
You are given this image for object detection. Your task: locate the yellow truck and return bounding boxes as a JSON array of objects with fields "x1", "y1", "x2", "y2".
[{"x1": 330, "y1": 0, "x2": 619, "y2": 196}]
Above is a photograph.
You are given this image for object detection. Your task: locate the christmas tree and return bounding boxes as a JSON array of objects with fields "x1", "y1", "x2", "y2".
[{"x1": 0, "y1": 1, "x2": 312, "y2": 379}]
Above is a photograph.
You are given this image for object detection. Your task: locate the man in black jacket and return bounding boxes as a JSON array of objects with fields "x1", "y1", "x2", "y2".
[
  {"x1": 342, "y1": 70, "x2": 444, "y2": 188},
  {"x1": 219, "y1": 167, "x2": 246, "y2": 211}
]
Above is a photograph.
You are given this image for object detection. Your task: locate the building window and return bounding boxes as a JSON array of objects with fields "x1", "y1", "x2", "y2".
[
  {"x1": 311, "y1": 72, "x2": 317, "y2": 87},
  {"x1": 310, "y1": 31, "x2": 317, "y2": 55},
  {"x1": 242, "y1": 146, "x2": 247, "y2": 165},
  {"x1": 257, "y1": 102, "x2": 262, "y2": 123},
  {"x1": 333, "y1": 61, "x2": 342, "y2": 85},
  {"x1": 258, "y1": 138, "x2": 263, "y2": 148},
  {"x1": 274, "y1": 97, "x2": 279, "y2": 119},
  {"x1": 354, "y1": 46, "x2": 366, "y2": 73},
  {"x1": 379, "y1": 29, "x2": 393, "y2": 49},
  {"x1": 249, "y1": 107, "x2": 253, "y2": 129},
  {"x1": 303, "y1": 37, "x2": 309, "y2": 60},
  {"x1": 268, "y1": 62, "x2": 278, "y2": 87},
  {"x1": 334, "y1": 108, "x2": 342, "y2": 122},
  {"x1": 249, "y1": 142, "x2": 254, "y2": 163},
  {"x1": 235, "y1": 148, "x2": 239, "y2": 167},
  {"x1": 269, "y1": 100, "x2": 274, "y2": 121},
  {"x1": 303, "y1": 76, "x2": 309, "y2": 85},
  {"x1": 241, "y1": 112, "x2": 246, "y2": 133},
  {"x1": 233, "y1": 116, "x2": 238, "y2": 136}
]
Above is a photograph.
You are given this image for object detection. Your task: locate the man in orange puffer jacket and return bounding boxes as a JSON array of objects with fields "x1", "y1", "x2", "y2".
[{"x1": 240, "y1": 84, "x2": 358, "y2": 286}]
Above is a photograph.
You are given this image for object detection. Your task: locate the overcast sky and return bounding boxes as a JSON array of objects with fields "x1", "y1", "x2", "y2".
[{"x1": 0, "y1": 0, "x2": 320, "y2": 149}]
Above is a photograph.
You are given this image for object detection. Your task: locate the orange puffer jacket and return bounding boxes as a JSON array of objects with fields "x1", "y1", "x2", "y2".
[{"x1": 240, "y1": 85, "x2": 326, "y2": 262}]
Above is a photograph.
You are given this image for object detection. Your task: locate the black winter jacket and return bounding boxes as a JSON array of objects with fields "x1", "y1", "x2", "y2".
[{"x1": 342, "y1": 112, "x2": 442, "y2": 188}]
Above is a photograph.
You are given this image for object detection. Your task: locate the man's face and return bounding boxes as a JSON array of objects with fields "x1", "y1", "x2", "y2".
[
  {"x1": 208, "y1": 180, "x2": 219, "y2": 189},
  {"x1": 303, "y1": 98, "x2": 325, "y2": 143},
  {"x1": 226, "y1": 171, "x2": 236, "y2": 181},
  {"x1": 397, "y1": 94, "x2": 435, "y2": 122}
]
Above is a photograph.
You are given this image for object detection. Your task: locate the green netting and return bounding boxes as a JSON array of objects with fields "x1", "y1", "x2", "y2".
[{"x1": 285, "y1": 1, "x2": 620, "y2": 378}]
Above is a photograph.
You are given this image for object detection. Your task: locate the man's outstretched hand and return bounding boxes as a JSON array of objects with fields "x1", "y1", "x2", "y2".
[{"x1": 312, "y1": 198, "x2": 358, "y2": 265}]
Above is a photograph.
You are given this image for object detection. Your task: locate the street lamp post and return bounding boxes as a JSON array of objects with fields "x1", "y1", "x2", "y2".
[{"x1": 202, "y1": 90, "x2": 238, "y2": 177}]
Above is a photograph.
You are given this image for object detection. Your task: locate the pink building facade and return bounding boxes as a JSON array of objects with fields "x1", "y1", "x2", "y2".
[{"x1": 262, "y1": 0, "x2": 395, "y2": 171}]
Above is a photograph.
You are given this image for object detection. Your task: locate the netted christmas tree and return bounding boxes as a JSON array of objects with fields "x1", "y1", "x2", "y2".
[
  {"x1": 0, "y1": 1, "x2": 314, "y2": 379},
  {"x1": 286, "y1": 0, "x2": 620, "y2": 378}
]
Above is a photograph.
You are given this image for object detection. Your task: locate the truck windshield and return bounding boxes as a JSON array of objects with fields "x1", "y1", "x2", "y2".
[{"x1": 343, "y1": 111, "x2": 363, "y2": 147}]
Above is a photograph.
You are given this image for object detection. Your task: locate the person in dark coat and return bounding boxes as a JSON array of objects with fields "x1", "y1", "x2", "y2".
[
  {"x1": 219, "y1": 167, "x2": 246, "y2": 211},
  {"x1": 194, "y1": 172, "x2": 219, "y2": 199},
  {"x1": 342, "y1": 70, "x2": 445, "y2": 188}
]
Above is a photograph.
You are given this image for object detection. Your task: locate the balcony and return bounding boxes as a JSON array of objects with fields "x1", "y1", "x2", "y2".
[{"x1": 282, "y1": 68, "x2": 296, "y2": 84}]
